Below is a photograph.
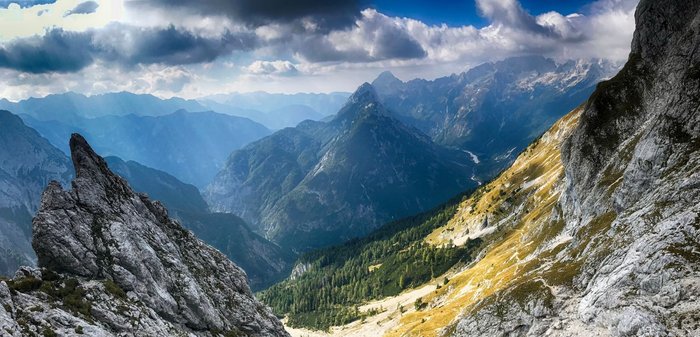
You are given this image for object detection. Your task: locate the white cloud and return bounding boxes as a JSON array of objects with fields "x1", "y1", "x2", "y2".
[
  {"x1": 0, "y1": 0, "x2": 639, "y2": 97},
  {"x1": 0, "y1": 0, "x2": 124, "y2": 41},
  {"x1": 244, "y1": 60, "x2": 299, "y2": 76}
]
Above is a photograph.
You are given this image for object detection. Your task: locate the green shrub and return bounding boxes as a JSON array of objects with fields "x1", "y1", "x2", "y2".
[
  {"x1": 8, "y1": 277, "x2": 42, "y2": 293},
  {"x1": 103, "y1": 280, "x2": 127, "y2": 299}
]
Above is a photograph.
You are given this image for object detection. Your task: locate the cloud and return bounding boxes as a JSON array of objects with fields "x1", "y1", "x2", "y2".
[
  {"x1": 0, "y1": 0, "x2": 55, "y2": 8},
  {"x1": 0, "y1": 23, "x2": 258, "y2": 73},
  {"x1": 0, "y1": 28, "x2": 94, "y2": 73},
  {"x1": 374, "y1": 0, "x2": 637, "y2": 64},
  {"x1": 127, "y1": 0, "x2": 363, "y2": 30},
  {"x1": 476, "y1": 0, "x2": 556, "y2": 36},
  {"x1": 0, "y1": 0, "x2": 640, "y2": 97},
  {"x1": 245, "y1": 60, "x2": 299, "y2": 76},
  {"x1": 150, "y1": 66, "x2": 193, "y2": 93},
  {"x1": 0, "y1": 62, "x2": 200, "y2": 100},
  {"x1": 64, "y1": 0, "x2": 97, "y2": 16},
  {"x1": 293, "y1": 9, "x2": 427, "y2": 63},
  {"x1": 94, "y1": 24, "x2": 258, "y2": 67}
]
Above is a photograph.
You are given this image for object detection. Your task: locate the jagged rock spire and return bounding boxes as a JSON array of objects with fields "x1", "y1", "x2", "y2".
[{"x1": 31, "y1": 134, "x2": 289, "y2": 336}]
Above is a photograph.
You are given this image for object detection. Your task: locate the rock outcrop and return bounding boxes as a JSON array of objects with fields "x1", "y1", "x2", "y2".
[
  {"x1": 0, "y1": 134, "x2": 289, "y2": 336},
  {"x1": 103, "y1": 156, "x2": 295, "y2": 290}
]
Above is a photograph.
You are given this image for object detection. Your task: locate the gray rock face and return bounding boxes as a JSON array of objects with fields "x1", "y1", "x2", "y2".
[
  {"x1": 1, "y1": 134, "x2": 288, "y2": 336},
  {"x1": 451, "y1": 0, "x2": 700, "y2": 336}
]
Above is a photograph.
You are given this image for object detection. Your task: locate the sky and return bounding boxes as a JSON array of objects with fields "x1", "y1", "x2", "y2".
[{"x1": 0, "y1": 0, "x2": 639, "y2": 100}]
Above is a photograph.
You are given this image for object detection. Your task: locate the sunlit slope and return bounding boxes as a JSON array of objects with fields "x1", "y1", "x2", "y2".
[{"x1": 386, "y1": 107, "x2": 583, "y2": 337}]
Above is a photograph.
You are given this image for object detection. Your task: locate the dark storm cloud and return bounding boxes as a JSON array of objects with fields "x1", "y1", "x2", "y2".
[
  {"x1": 97, "y1": 24, "x2": 258, "y2": 66},
  {"x1": 0, "y1": 0, "x2": 55, "y2": 8},
  {"x1": 64, "y1": 0, "x2": 99, "y2": 16},
  {"x1": 0, "y1": 29, "x2": 94, "y2": 73},
  {"x1": 128, "y1": 0, "x2": 364, "y2": 30},
  {"x1": 0, "y1": 24, "x2": 258, "y2": 73}
]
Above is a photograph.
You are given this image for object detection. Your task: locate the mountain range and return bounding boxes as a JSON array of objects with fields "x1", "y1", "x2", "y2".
[
  {"x1": 0, "y1": 90, "x2": 348, "y2": 131},
  {"x1": 207, "y1": 84, "x2": 477, "y2": 252},
  {"x1": 261, "y1": 1, "x2": 700, "y2": 336},
  {"x1": 22, "y1": 110, "x2": 271, "y2": 187},
  {"x1": 206, "y1": 56, "x2": 619, "y2": 253},
  {"x1": 372, "y1": 56, "x2": 620, "y2": 179}
]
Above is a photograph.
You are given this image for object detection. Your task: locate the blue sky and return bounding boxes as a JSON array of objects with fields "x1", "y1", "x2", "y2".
[
  {"x1": 373, "y1": 0, "x2": 593, "y2": 27},
  {"x1": 0, "y1": 0, "x2": 639, "y2": 99}
]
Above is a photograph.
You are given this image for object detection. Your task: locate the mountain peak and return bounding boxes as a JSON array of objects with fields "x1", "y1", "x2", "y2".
[
  {"x1": 69, "y1": 133, "x2": 106, "y2": 177},
  {"x1": 371, "y1": 71, "x2": 404, "y2": 95},
  {"x1": 348, "y1": 82, "x2": 379, "y2": 104},
  {"x1": 69, "y1": 133, "x2": 132, "y2": 200},
  {"x1": 333, "y1": 83, "x2": 384, "y2": 122},
  {"x1": 31, "y1": 135, "x2": 289, "y2": 335},
  {"x1": 373, "y1": 70, "x2": 400, "y2": 83}
]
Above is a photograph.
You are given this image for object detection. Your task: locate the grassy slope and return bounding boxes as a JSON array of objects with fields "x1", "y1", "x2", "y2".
[{"x1": 383, "y1": 107, "x2": 583, "y2": 336}]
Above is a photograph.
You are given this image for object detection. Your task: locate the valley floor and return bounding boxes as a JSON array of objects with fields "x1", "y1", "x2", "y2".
[{"x1": 285, "y1": 282, "x2": 439, "y2": 337}]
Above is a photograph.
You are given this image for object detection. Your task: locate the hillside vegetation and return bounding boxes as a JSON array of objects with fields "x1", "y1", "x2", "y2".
[{"x1": 258, "y1": 197, "x2": 482, "y2": 330}]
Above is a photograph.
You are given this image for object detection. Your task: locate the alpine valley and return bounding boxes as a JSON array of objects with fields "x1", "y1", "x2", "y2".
[
  {"x1": 260, "y1": 1, "x2": 700, "y2": 336},
  {"x1": 0, "y1": 0, "x2": 698, "y2": 336},
  {"x1": 205, "y1": 56, "x2": 618, "y2": 253}
]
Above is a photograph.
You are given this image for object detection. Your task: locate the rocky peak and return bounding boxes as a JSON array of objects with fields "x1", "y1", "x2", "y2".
[
  {"x1": 69, "y1": 134, "x2": 133, "y2": 208},
  {"x1": 371, "y1": 71, "x2": 403, "y2": 95},
  {"x1": 333, "y1": 82, "x2": 385, "y2": 123},
  {"x1": 347, "y1": 82, "x2": 379, "y2": 105},
  {"x1": 26, "y1": 133, "x2": 288, "y2": 336}
]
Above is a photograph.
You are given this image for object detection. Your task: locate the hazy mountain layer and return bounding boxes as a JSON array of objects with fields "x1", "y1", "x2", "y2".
[
  {"x1": 23, "y1": 110, "x2": 271, "y2": 187},
  {"x1": 0, "y1": 92, "x2": 207, "y2": 122},
  {"x1": 200, "y1": 100, "x2": 330, "y2": 130},
  {"x1": 0, "y1": 110, "x2": 71, "y2": 276},
  {"x1": 201, "y1": 91, "x2": 349, "y2": 115},
  {"x1": 207, "y1": 84, "x2": 476, "y2": 252},
  {"x1": 372, "y1": 56, "x2": 620, "y2": 180}
]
